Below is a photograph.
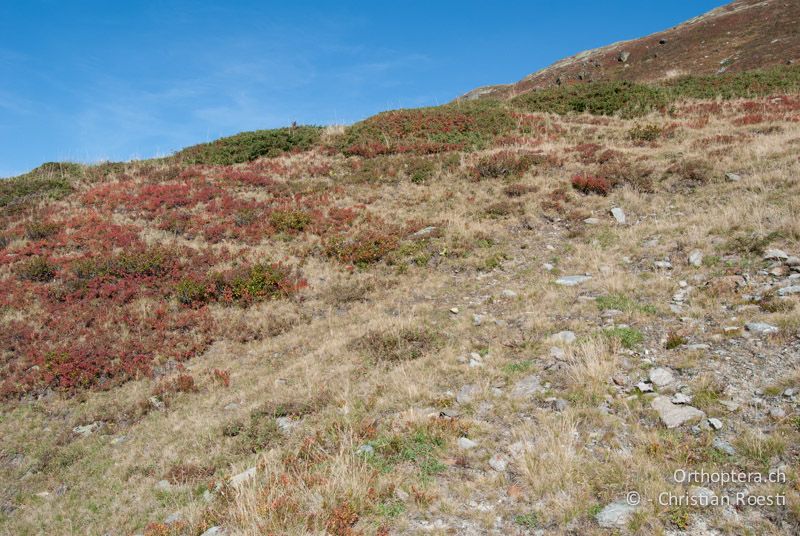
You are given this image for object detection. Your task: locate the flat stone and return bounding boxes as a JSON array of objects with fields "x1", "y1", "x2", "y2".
[
  {"x1": 778, "y1": 285, "x2": 800, "y2": 296},
  {"x1": 725, "y1": 172, "x2": 741, "y2": 182},
  {"x1": 688, "y1": 249, "x2": 704, "y2": 267},
  {"x1": 456, "y1": 384, "x2": 480, "y2": 404},
  {"x1": 488, "y1": 454, "x2": 508, "y2": 472},
  {"x1": 652, "y1": 396, "x2": 705, "y2": 428},
  {"x1": 276, "y1": 416, "x2": 297, "y2": 434},
  {"x1": 712, "y1": 437, "x2": 736, "y2": 455},
  {"x1": 230, "y1": 467, "x2": 256, "y2": 488},
  {"x1": 764, "y1": 249, "x2": 789, "y2": 260},
  {"x1": 449, "y1": 307, "x2": 459, "y2": 314},
  {"x1": 72, "y1": 422, "x2": 102, "y2": 437},
  {"x1": 201, "y1": 527, "x2": 224, "y2": 536},
  {"x1": 636, "y1": 381, "x2": 654, "y2": 393},
  {"x1": 708, "y1": 418, "x2": 723, "y2": 430},
  {"x1": 356, "y1": 444, "x2": 374, "y2": 456},
  {"x1": 671, "y1": 393, "x2": 692, "y2": 405},
  {"x1": 511, "y1": 375, "x2": 543, "y2": 399},
  {"x1": 769, "y1": 407, "x2": 786, "y2": 419},
  {"x1": 689, "y1": 486, "x2": 716, "y2": 507},
  {"x1": 165, "y1": 512, "x2": 183, "y2": 524},
  {"x1": 745, "y1": 322, "x2": 779, "y2": 335},
  {"x1": 610, "y1": 207, "x2": 626, "y2": 224},
  {"x1": 501, "y1": 289, "x2": 518, "y2": 298},
  {"x1": 549, "y1": 330, "x2": 576, "y2": 344},
  {"x1": 653, "y1": 260, "x2": 673, "y2": 270},
  {"x1": 410, "y1": 226, "x2": 437, "y2": 238},
  {"x1": 549, "y1": 346, "x2": 566, "y2": 360},
  {"x1": 584, "y1": 217, "x2": 600, "y2": 225},
  {"x1": 596, "y1": 500, "x2": 638, "y2": 528},
  {"x1": 786, "y1": 256, "x2": 800, "y2": 267},
  {"x1": 555, "y1": 275, "x2": 591, "y2": 286},
  {"x1": 457, "y1": 437, "x2": 478, "y2": 450},
  {"x1": 648, "y1": 367, "x2": 675, "y2": 387}
]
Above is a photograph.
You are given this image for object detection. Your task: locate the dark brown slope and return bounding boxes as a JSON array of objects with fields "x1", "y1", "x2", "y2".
[{"x1": 461, "y1": 0, "x2": 800, "y2": 100}]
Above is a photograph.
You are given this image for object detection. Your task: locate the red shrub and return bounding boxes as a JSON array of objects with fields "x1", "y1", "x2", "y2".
[{"x1": 571, "y1": 174, "x2": 612, "y2": 196}]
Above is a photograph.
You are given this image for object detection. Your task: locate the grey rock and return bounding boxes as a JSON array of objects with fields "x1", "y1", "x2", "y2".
[
  {"x1": 648, "y1": 367, "x2": 675, "y2": 387},
  {"x1": 201, "y1": 527, "x2": 224, "y2": 536},
  {"x1": 688, "y1": 249, "x2": 704, "y2": 267},
  {"x1": 596, "y1": 500, "x2": 638, "y2": 528},
  {"x1": 708, "y1": 418, "x2": 723, "y2": 430},
  {"x1": 501, "y1": 289, "x2": 518, "y2": 298},
  {"x1": 769, "y1": 407, "x2": 786, "y2": 419},
  {"x1": 584, "y1": 217, "x2": 600, "y2": 225},
  {"x1": 72, "y1": 422, "x2": 102, "y2": 437},
  {"x1": 410, "y1": 226, "x2": 436, "y2": 238},
  {"x1": 457, "y1": 437, "x2": 478, "y2": 450},
  {"x1": 202, "y1": 489, "x2": 214, "y2": 503},
  {"x1": 778, "y1": 285, "x2": 800, "y2": 296},
  {"x1": 653, "y1": 260, "x2": 673, "y2": 270},
  {"x1": 784, "y1": 388, "x2": 796, "y2": 397},
  {"x1": 786, "y1": 256, "x2": 800, "y2": 267},
  {"x1": 712, "y1": 437, "x2": 736, "y2": 455},
  {"x1": 276, "y1": 416, "x2": 297, "y2": 434},
  {"x1": 555, "y1": 275, "x2": 591, "y2": 286},
  {"x1": 549, "y1": 330, "x2": 576, "y2": 344},
  {"x1": 230, "y1": 467, "x2": 256, "y2": 487},
  {"x1": 671, "y1": 393, "x2": 692, "y2": 405},
  {"x1": 488, "y1": 454, "x2": 508, "y2": 472},
  {"x1": 165, "y1": 512, "x2": 183, "y2": 524},
  {"x1": 618, "y1": 51, "x2": 630, "y2": 63},
  {"x1": 155, "y1": 480, "x2": 171, "y2": 492},
  {"x1": 356, "y1": 444, "x2": 374, "y2": 456},
  {"x1": 110, "y1": 435, "x2": 128, "y2": 446},
  {"x1": 457, "y1": 384, "x2": 480, "y2": 404},
  {"x1": 745, "y1": 322, "x2": 779, "y2": 335},
  {"x1": 725, "y1": 172, "x2": 741, "y2": 182},
  {"x1": 652, "y1": 396, "x2": 705, "y2": 428},
  {"x1": 543, "y1": 263, "x2": 554, "y2": 271},
  {"x1": 549, "y1": 346, "x2": 566, "y2": 360},
  {"x1": 610, "y1": 207, "x2": 626, "y2": 224},
  {"x1": 689, "y1": 486, "x2": 716, "y2": 507},
  {"x1": 472, "y1": 314, "x2": 485, "y2": 326},
  {"x1": 636, "y1": 381, "x2": 654, "y2": 393},
  {"x1": 512, "y1": 375, "x2": 543, "y2": 398},
  {"x1": 764, "y1": 249, "x2": 789, "y2": 260}
]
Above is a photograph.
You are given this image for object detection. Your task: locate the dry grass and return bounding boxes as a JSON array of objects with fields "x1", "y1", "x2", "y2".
[{"x1": 2, "y1": 95, "x2": 800, "y2": 534}]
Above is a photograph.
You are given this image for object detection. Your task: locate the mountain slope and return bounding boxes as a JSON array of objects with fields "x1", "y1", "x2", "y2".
[{"x1": 461, "y1": 0, "x2": 800, "y2": 100}]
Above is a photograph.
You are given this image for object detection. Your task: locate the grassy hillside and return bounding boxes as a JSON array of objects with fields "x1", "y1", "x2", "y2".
[{"x1": 1, "y1": 66, "x2": 800, "y2": 534}]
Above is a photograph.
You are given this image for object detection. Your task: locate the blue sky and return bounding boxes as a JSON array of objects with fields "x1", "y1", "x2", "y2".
[{"x1": 0, "y1": 0, "x2": 724, "y2": 177}]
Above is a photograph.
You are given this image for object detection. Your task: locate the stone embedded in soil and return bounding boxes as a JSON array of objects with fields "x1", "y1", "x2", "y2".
[
  {"x1": 648, "y1": 367, "x2": 675, "y2": 387},
  {"x1": 745, "y1": 322, "x2": 779, "y2": 334},
  {"x1": 230, "y1": 467, "x2": 256, "y2": 488},
  {"x1": 596, "y1": 500, "x2": 638, "y2": 528},
  {"x1": 511, "y1": 375, "x2": 543, "y2": 399},
  {"x1": 549, "y1": 330, "x2": 576, "y2": 344},
  {"x1": 652, "y1": 396, "x2": 705, "y2": 428},
  {"x1": 778, "y1": 285, "x2": 800, "y2": 296},
  {"x1": 763, "y1": 249, "x2": 789, "y2": 260},
  {"x1": 458, "y1": 437, "x2": 478, "y2": 450},
  {"x1": 688, "y1": 249, "x2": 704, "y2": 267},
  {"x1": 610, "y1": 207, "x2": 626, "y2": 224},
  {"x1": 555, "y1": 275, "x2": 591, "y2": 286},
  {"x1": 457, "y1": 384, "x2": 480, "y2": 404},
  {"x1": 488, "y1": 454, "x2": 508, "y2": 472}
]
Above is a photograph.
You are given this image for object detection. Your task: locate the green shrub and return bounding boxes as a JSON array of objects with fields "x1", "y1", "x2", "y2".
[
  {"x1": 24, "y1": 221, "x2": 61, "y2": 241},
  {"x1": 665, "y1": 64, "x2": 800, "y2": 100},
  {"x1": 17, "y1": 256, "x2": 58, "y2": 282},
  {"x1": 175, "y1": 278, "x2": 209, "y2": 305},
  {"x1": 512, "y1": 81, "x2": 668, "y2": 118},
  {"x1": 405, "y1": 158, "x2": 437, "y2": 184},
  {"x1": 269, "y1": 209, "x2": 312, "y2": 232},
  {"x1": 628, "y1": 123, "x2": 662, "y2": 142},
  {"x1": 1, "y1": 162, "x2": 79, "y2": 209},
  {"x1": 176, "y1": 126, "x2": 322, "y2": 165}
]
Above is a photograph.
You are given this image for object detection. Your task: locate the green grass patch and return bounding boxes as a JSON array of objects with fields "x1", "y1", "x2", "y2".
[
  {"x1": 603, "y1": 326, "x2": 644, "y2": 349},
  {"x1": 176, "y1": 126, "x2": 322, "y2": 165}
]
